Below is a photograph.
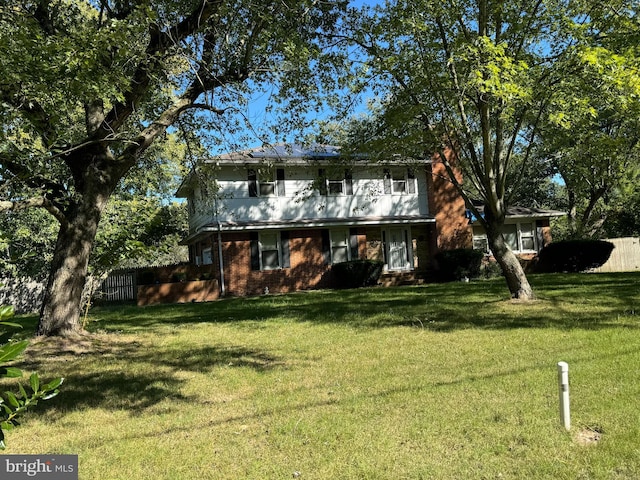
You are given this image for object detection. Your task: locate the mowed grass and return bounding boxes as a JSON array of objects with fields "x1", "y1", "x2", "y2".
[{"x1": 5, "y1": 272, "x2": 640, "y2": 479}]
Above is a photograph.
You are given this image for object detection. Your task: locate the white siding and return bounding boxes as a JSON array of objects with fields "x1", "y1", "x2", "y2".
[{"x1": 187, "y1": 164, "x2": 430, "y2": 231}]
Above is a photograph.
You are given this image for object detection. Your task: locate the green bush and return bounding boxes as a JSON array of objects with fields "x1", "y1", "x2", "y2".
[
  {"x1": 332, "y1": 260, "x2": 384, "y2": 289},
  {"x1": 435, "y1": 248, "x2": 485, "y2": 281},
  {"x1": 535, "y1": 240, "x2": 615, "y2": 273},
  {"x1": 0, "y1": 305, "x2": 63, "y2": 449}
]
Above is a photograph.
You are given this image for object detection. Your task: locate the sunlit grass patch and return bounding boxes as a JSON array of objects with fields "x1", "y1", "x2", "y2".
[{"x1": 5, "y1": 272, "x2": 640, "y2": 479}]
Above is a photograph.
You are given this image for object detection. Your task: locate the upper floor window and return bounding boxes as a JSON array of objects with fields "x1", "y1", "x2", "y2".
[
  {"x1": 384, "y1": 168, "x2": 416, "y2": 194},
  {"x1": 318, "y1": 168, "x2": 353, "y2": 196},
  {"x1": 248, "y1": 168, "x2": 285, "y2": 197}
]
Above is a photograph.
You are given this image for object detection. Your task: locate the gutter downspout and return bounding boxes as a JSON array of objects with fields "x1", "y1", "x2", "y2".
[
  {"x1": 213, "y1": 195, "x2": 226, "y2": 296},
  {"x1": 216, "y1": 221, "x2": 225, "y2": 296}
]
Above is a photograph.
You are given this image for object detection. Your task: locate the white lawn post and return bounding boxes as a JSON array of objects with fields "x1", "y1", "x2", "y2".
[{"x1": 557, "y1": 361, "x2": 570, "y2": 430}]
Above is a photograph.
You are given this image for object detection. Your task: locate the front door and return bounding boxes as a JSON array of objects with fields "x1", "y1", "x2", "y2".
[{"x1": 388, "y1": 227, "x2": 410, "y2": 271}]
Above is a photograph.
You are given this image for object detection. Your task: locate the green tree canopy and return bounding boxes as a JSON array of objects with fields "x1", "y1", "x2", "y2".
[
  {"x1": 0, "y1": 0, "x2": 347, "y2": 337},
  {"x1": 333, "y1": 0, "x2": 639, "y2": 298}
]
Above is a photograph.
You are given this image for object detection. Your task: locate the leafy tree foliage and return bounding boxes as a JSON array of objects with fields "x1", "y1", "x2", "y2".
[
  {"x1": 0, "y1": 306, "x2": 63, "y2": 449},
  {"x1": 0, "y1": 0, "x2": 346, "y2": 336},
  {"x1": 535, "y1": 2, "x2": 640, "y2": 239},
  {"x1": 335, "y1": 0, "x2": 639, "y2": 298}
]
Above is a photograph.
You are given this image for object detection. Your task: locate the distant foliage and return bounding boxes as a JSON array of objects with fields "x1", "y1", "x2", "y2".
[
  {"x1": 332, "y1": 260, "x2": 384, "y2": 289},
  {"x1": 435, "y1": 249, "x2": 485, "y2": 281},
  {"x1": 535, "y1": 240, "x2": 615, "y2": 273}
]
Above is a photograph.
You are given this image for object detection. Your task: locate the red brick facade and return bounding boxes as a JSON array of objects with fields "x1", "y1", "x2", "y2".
[{"x1": 426, "y1": 151, "x2": 472, "y2": 254}]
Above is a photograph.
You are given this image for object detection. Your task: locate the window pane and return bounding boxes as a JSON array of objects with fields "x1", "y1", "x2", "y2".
[
  {"x1": 331, "y1": 230, "x2": 348, "y2": 247},
  {"x1": 262, "y1": 250, "x2": 279, "y2": 269},
  {"x1": 503, "y1": 224, "x2": 518, "y2": 251},
  {"x1": 393, "y1": 180, "x2": 406, "y2": 192},
  {"x1": 332, "y1": 246, "x2": 348, "y2": 263},
  {"x1": 520, "y1": 223, "x2": 534, "y2": 235},
  {"x1": 522, "y1": 237, "x2": 535, "y2": 251},
  {"x1": 261, "y1": 233, "x2": 278, "y2": 250},
  {"x1": 259, "y1": 183, "x2": 275, "y2": 196},
  {"x1": 328, "y1": 181, "x2": 343, "y2": 194},
  {"x1": 473, "y1": 238, "x2": 489, "y2": 253}
]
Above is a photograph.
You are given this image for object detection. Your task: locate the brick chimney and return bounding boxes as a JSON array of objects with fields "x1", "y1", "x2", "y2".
[{"x1": 426, "y1": 149, "x2": 472, "y2": 254}]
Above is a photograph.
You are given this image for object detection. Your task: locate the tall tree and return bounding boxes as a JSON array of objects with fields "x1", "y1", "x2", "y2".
[
  {"x1": 536, "y1": 3, "x2": 640, "y2": 238},
  {"x1": 339, "y1": 0, "x2": 634, "y2": 299},
  {"x1": 0, "y1": 0, "x2": 345, "y2": 336}
]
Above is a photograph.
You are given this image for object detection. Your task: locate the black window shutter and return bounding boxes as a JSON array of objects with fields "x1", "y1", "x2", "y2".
[
  {"x1": 405, "y1": 229, "x2": 411, "y2": 263},
  {"x1": 248, "y1": 169, "x2": 258, "y2": 197},
  {"x1": 321, "y1": 229, "x2": 331, "y2": 264},
  {"x1": 276, "y1": 168, "x2": 286, "y2": 196},
  {"x1": 349, "y1": 228, "x2": 359, "y2": 260},
  {"x1": 382, "y1": 230, "x2": 387, "y2": 264},
  {"x1": 318, "y1": 168, "x2": 327, "y2": 196},
  {"x1": 407, "y1": 168, "x2": 416, "y2": 194},
  {"x1": 383, "y1": 169, "x2": 391, "y2": 194},
  {"x1": 250, "y1": 232, "x2": 260, "y2": 270},
  {"x1": 281, "y1": 231, "x2": 291, "y2": 268},
  {"x1": 345, "y1": 169, "x2": 353, "y2": 195}
]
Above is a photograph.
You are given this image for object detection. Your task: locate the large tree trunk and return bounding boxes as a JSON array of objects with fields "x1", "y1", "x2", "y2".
[
  {"x1": 36, "y1": 197, "x2": 104, "y2": 336},
  {"x1": 36, "y1": 149, "x2": 119, "y2": 337},
  {"x1": 485, "y1": 218, "x2": 535, "y2": 300}
]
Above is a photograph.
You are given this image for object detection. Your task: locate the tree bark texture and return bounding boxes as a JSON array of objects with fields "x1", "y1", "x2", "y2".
[
  {"x1": 485, "y1": 217, "x2": 535, "y2": 300},
  {"x1": 36, "y1": 150, "x2": 121, "y2": 336}
]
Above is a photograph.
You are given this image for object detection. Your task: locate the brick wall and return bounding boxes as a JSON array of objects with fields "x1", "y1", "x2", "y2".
[
  {"x1": 219, "y1": 230, "x2": 333, "y2": 296},
  {"x1": 426, "y1": 151, "x2": 472, "y2": 253}
]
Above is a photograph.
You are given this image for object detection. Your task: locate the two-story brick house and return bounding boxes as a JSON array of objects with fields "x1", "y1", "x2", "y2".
[{"x1": 176, "y1": 144, "x2": 561, "y2": 297}]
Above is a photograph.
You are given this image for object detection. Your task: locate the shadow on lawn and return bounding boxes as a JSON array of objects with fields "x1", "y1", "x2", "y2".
[
  {"x1": 13, "y1": 335, "x2": 285, "y2": 417},
  {"x1": 89, "y1": 272, "x2": 640, "y2": 333}
]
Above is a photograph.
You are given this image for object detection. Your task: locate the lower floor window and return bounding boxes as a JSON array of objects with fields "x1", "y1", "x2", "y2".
[
  {"x1": 330, "y1": 229, "x2": 350, "y2": 263},
  {"x1": 260, "y1": 233, "x2": 280, "y2": 269},
  {"x1": 473, "y1": 222, "x2": 537, "y2": 253},
  {"x1": 251, "y1": 231, "x2": 291, "y2": 271}
]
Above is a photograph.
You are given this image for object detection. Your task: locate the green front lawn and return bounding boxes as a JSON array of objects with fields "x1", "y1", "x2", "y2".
[{"x1": 7, "y1": 272, "x2": 640, "y2": 479}]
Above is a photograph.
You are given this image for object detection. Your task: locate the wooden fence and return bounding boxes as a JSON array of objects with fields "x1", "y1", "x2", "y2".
[
  {"x1": 593, "y1": 237, "x2": 640, "y2": 273},
  {"x1": 98, "y1": 272, "x2": 137, "y2": 302}
]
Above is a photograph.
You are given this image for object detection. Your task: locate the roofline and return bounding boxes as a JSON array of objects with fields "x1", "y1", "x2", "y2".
[{"x1": 180, "y1": 215, "x2": 435, "y2": 244}]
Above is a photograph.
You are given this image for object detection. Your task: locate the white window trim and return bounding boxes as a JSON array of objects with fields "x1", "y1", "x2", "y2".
[
  {"x1": 385, "y1": 168, "x2": 416, "y2": 195},
  {"x1": 257, "y1": 171, "x2": 276, "y2": 197},
  {"x1": 327, "y1": 177, "x2": 346, "y2": 195}
]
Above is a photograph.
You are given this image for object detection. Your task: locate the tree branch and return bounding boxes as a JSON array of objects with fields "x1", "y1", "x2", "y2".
[{"x1": 0, "y1": 197, "x2": 68, "y2": 227}]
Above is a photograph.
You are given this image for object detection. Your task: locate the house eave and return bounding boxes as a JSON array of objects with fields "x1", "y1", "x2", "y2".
[{"x1": 180, "y1": 215, "x2": 435, "y2": 244}]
